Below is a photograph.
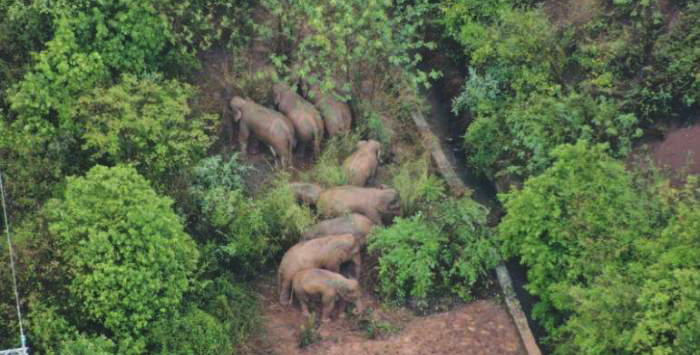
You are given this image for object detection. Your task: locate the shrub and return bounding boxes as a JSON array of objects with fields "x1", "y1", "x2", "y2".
[
  {"x1": 259, "y1": 0, "x2": 437, "y2": 100},
  {"x1": 150, "y1": 308, "x2": 231, "y2": 355},
  {"x1": 388, "y1": 155, "x2": 446, "y2": 216},
  {"x1": 196, "y1": 276, "x2": 259, "y2": 348},
  {"x1": 544, "y1": 179, "x2": 700, "y2": 355},
  {"x1": 368, "y1": 197, "x2": 494, "y2": 308},
  {"x1": 60, "y1": 335, "x2": 115, "y2": 355},
  {"x1": 497, "y1": 141, "x2": 663, "y2": 332},
  {"x1": 190, "y1": 164, "x2": 313, "y2": 276},
  {"x1": 72, "y1": 74, "x2": 215, "y2": 187},
  {"x1": 464, "y1": 90, "x2": 641, "y2": 178},
  {"x1": 48, "y1": 165, "x2": 199, "y2": 341},
  {"x1": 302, "y1": 133, "x2": 359, "y2": 187}
]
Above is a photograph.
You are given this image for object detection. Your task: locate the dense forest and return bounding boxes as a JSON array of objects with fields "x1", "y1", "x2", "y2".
[{"x1": 1, "y1": 0, "x2": 699, "y2": 354}]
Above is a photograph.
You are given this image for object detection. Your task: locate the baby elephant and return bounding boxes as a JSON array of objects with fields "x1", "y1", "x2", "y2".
[
  {"x1": 278, "y1": 234, "x2": 361, "y2": 305},
  {"x1": 343, "y1": 140, "x2": 381, "y2": 186},
  {"x1": 301, "y1": 213, "x2": 374, "y2": 243},
  {"x1": 292, "y1": 268, "x2": 364, "y2": 321}
]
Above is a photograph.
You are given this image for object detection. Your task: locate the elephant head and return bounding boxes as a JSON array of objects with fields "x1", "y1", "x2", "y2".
[
  {"x1": 338, "y1": 279, "x2": 364, "y2": 314},
  {"x1": 357, "y1": 139, "x2": 381, "y2": 163},
  {"x1": 229, "y1": 96, "x2": 246, "y2": 122},
  {"x1": 379, "y1": 188, "x2": 401, "y2": 222}
]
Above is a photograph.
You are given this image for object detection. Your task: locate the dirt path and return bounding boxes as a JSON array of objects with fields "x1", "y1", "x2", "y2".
[{"x1": 245, "y1": 275, "x2": 526, "y2": 355}]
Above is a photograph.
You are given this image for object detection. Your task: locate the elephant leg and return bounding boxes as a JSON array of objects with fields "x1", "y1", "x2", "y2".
[
  {"x1": 335, "y1": 299, "x2": 347, "y2": 319},
  {"x1": 353, "y1": 252, "x2": 362, "y2": 279},
  {"x1": 296, "y1": 291, "x2": 311, "y2": 317},
  {"x1": 239, "y1": 121, "x2": 250, "y2": 156},
  {"x1": 279, "y1": 277, "x2": 292, "y2": 305},
  {"x1": 321, "y1": 292, "x2": 336, "y2": 321},
  {"x1": 313, "y1": 133, "x2": 321, "y2": 158}
]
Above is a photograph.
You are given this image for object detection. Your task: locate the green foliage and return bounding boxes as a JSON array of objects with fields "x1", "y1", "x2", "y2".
[
  {"x1": 190, "y1": 157, "x2": 313, "y2": 276},
  {"x1": 464, "y1": 90, "x2": 641, "y2": 178},
  {"x1": 388, "y1": 155, "x2": 446, "y2": 216},
  {"x1": 150, "y1": 308, "x2": 231, "y2": 355},
  {"x1": 73, "y1": 74, "x2": 214, "y2": 186},
  {"x1": 297, "y1": 314, "x2": 321, "y2": 348},
  {"x1": 498, "y1": 142, "x2": 659, "y2": 330},
  {"x1": 636, "y1": 3, "x2": 700, "y2": 119},
  {"x1": 368, "y1": 197, "x2": 494, "y2": 308},
  {"x1": 302, "y1": 133, "x2": 359, "y2": 186},
  {"x1": 542, "y1": 179, "x2": 700, "y2": 355},
  {"x1": 194, "y1": 275, "x2": 259, "y2": 348},
  {"x1": 49, "y1": 165, "x2": 199, "y2": 341},
  {"x1": 191, "y1": 154, "x2": 250, "y2": 193},
  {"x1": 260, "y1": 0, "x2": 437, "y2": 100},
  {"x1": 0, "y1": 0, "x2": 53, "y2": 100},
  {"x1": 60, "y1": 335, "x2": 115, "y2": 355}
]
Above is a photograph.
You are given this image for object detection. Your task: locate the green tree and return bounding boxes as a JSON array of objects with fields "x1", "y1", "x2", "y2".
[
  {"x1": 260, "y1": 0, "x2": 438, "y2": 99},
  {"x1": 73, "y1": 74, "x2": 214, "y2": 187},
  {"x1": 497, "y1": 142, "x2": 661, "y2": 330},
  {"x1": 49, "y1": 165, "x2": 199, "y2": 347}
]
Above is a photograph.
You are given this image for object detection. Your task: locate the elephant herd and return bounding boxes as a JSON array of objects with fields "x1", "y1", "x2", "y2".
[
  {"x1": 229, "y1": 80, "x2": 398, "y2": 322},
  {"x1": 277, "y1": 142, "x2": 401, "y2": 322},
  {"x1": 229, "y1": 82, "x2": 352, "y2": 167}
]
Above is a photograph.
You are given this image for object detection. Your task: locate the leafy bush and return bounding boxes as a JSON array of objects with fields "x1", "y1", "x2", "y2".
[
  {"x1": 72, "y1": 74, "x2": 214, "y2": 186},
  {"x1": 195, "y1": 275, "x2": 259, "y2": 348},
  {"x1": 535, "y1": 177, "x2": 700, "y2": 355},
  {"x1": 150, "y1": 308, "x2": 231, "y2": 355},
  {"x1": 388, "y1": 155, "x2": 446, "y2": 216},
  {"x1": 259, "y1": 0, "x2": 437, "y2": 100},
  {"x1": 368, "y1": 197, "x2": 494, "y2": 308},
  {"x1": 48, "y1": 165, "x2": 199, "y2": 343},
  {"x1": 301, "y1": 133, "x2": 359, "y2": 186},
  {"x1": 498, "y1": 142, "x2": 659, "y2": 330},
  {"x1": 635, "y1": 3, "x2": 700, "y2": 120},
  {"x1": 190, "y1": 158, "x2": 313, "y2": 276},
  {"x1": 464, "y1": 90, "x2": 642, "y2": 178},
  {"x1": 60, "y1": 335, "x2": 115, "y2": 355}
]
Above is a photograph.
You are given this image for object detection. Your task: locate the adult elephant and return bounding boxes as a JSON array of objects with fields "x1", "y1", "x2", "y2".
[
  {"x1": 343, "y1": 140, "x2": 381, "y2": 186},
  {"x1": 229, "y1": 96, "x2": 295, "y2": 168},
  {"x1": 305, "y1": 83, "x2": 352, "y2": 137},
  {"x1": 317, "y1": 186, "x2": 400, "y2": 225},
  {"x1": 301, "y1": 213, "x2": 374, "y2": 243},
  {"x1": 278, "y1": 234, "x2": 361, "y2": 305},
  {"x1": 273, "y1": 83, "x2": 324, "y2": 158}
]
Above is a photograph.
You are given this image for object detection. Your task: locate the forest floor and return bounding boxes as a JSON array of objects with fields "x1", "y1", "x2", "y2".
[
  {"x1": 650, "y1": 122, "x2": 700, "y2": 177},
  {"x1": 242, "y1": 273, "x2": 527, "y2": 355}
]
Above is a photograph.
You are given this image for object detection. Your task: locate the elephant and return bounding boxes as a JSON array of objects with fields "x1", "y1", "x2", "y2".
[
  {"x1": 343, "y1": 140, "x2": 381, "y2": 186},
  {"x1": 316, "y1": 186, "x2": 401, "y2": 225},
  {"x1": 278, "y1": 234, "x2": 361, "y2": 305},
  {"x1": 305, "y1": 83, "x2": 352, "y2": 137},
  {"x1": 301, "y1": 213, "x2": 374, "y2": 243},
  {"x1": 229, "y1": 96, "x2": 296, "y2": 168},
  {"x1": 273, "y1": 83, "x2": 324, "y2": 158},
  {"x1": 290, "y1": 182, "x2": 322, "y2": 206},
  {"x1": 291, "y1": 268, "x2": 364, "y2": 321}
]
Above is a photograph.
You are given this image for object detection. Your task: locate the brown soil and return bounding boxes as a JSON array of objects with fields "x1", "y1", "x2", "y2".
[
  {"x1": 243, "y1": 274, "x2": 526, "y2": 355},
  {"x1": 648, "y1": 123, "x2": 700, "y2": 178}
]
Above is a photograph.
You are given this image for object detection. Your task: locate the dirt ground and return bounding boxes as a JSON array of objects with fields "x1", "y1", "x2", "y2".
[
  {"x1": 650, "y1": 123, "x2": 700, "y2": 176},
  {"x1": 243, "y1": 274, "x2": 526, "y2": 355}
]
